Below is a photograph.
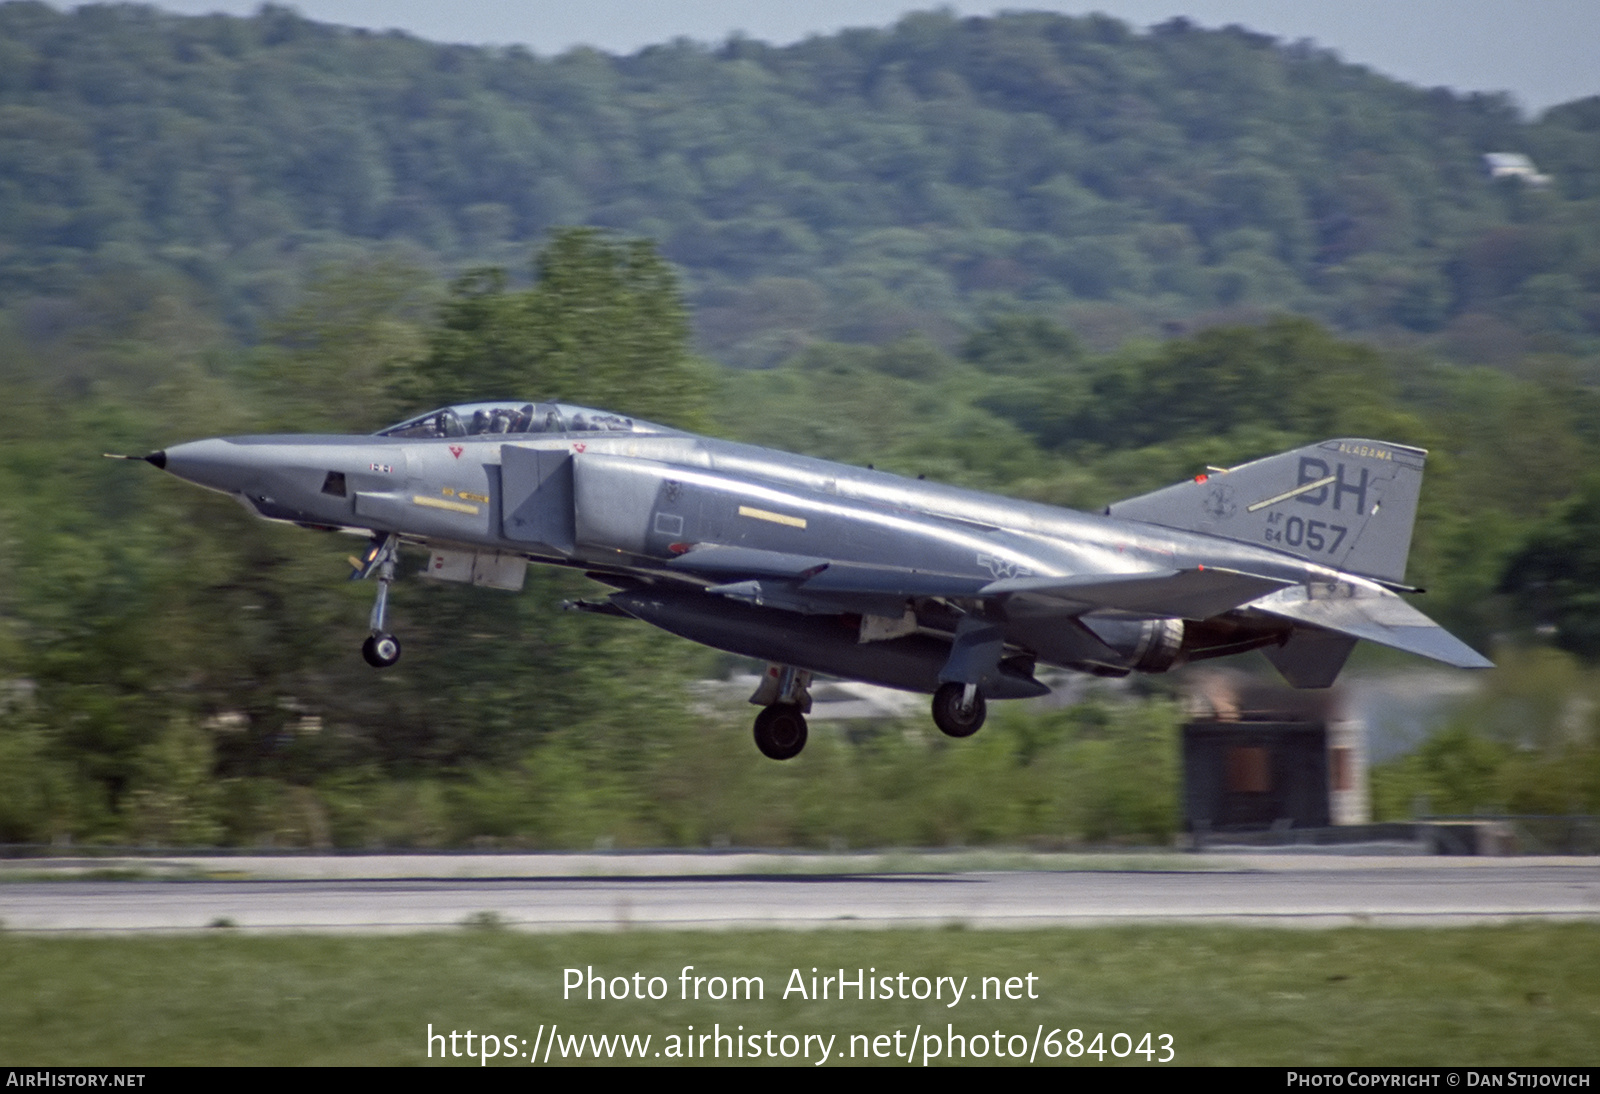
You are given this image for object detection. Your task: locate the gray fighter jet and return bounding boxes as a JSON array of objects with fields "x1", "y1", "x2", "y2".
[{"x1": 116, "y1": 400, "x2": 1491, "y2": 759}]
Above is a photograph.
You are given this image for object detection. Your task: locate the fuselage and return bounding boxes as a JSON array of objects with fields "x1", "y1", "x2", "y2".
[
  {"x1": 155, "y1": 421, "x2": 1344, "y2": 687},
  {"x1": 160, "y1": 428, "x2": 1334, "y2": 591}
]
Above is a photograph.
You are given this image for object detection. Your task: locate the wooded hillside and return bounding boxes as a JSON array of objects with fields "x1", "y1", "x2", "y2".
[{"x1": 1, "y1": 3, "x2": 1596, "y2": 365}]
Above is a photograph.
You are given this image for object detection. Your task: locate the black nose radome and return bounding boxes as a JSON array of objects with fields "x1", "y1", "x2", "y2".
[{"x1": 145, "y1": 450, "x2": 167, "y2": 470}]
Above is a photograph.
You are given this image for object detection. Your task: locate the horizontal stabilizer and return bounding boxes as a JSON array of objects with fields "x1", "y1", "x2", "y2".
[
  {"x1": 1250, "y1": 584, "x2": 1493, "y2": 669},
  {"x1": 982, "y1": 567, "x2": 1292, "y2": 619}
]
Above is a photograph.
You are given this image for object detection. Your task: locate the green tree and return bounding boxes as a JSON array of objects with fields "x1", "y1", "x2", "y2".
[
  {"x1": 407, "y1": 228, "x2": 709, "y2": 429},
  {"x1": 1501, "y1": 474, "x2": 1600, "y2": 659},
  {"x1": 1073, "y1": 316, "x2": 1404, "y2": 450},
  {"x1": 252, "y1": 259, "x2": 434, "y2": 433},
  {"x1": 961, "y1": 314, "x2": 1084, "y2": 376}
]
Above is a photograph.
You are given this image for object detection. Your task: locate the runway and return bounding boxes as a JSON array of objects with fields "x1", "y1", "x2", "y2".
[{"x1": 3, "y1": 854, "x2": 1598, "y2": 933}]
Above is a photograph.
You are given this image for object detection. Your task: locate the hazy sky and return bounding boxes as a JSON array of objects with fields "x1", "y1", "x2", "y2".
[{"x1": 87, "y1": 1, "x2": 1599, "y2": 115}]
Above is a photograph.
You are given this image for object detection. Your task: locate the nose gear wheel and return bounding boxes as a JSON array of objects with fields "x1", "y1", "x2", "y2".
[{"x1": 362, "y1": 633, "x2": 402, "y2": 668}]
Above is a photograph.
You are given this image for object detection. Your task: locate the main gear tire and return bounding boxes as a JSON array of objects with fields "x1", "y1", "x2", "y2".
[
  {"x1": 931, "y1": 682, "x2": 986, "y2": 737},
  {"x1": 753, "y1": 704, "x2": 808, "y2": 760}
]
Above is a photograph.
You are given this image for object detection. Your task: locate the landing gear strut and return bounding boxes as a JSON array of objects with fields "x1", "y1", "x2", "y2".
[
  {"x1": 931, "y1": 681, "x2": 986, "y2": 737},
  {"x1": 932, "y1": 614, "x2": 997, "y2": 737},
  {"x1": 356, "y1": 533, "x2": 402, "y2": 668},
  {"x1": 749, "y1": 663, "x2": 812, "y2": 759}
]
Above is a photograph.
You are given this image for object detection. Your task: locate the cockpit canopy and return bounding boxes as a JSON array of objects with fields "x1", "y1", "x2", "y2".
[{"x1": 376, "y1": 401, "x2": 673, "y2": 440}]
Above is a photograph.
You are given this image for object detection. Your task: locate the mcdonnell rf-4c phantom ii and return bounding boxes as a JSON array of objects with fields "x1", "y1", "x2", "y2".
[{"x1": 115, "y1": 400, "x2": 1492, "y2": 760}]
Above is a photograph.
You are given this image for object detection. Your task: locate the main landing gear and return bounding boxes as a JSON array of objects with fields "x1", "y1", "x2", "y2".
[
  {"x1": 931, "y1": 681, "x2": 987, "y2": 737},
  {"x1": 750, "y1": 664, "x2": 812, "y2": 760},
  {"x1": 745, "y1": 666, "x2": 990, "y2": 757},
  {"x1": 356, "y1": 533, "x2": 403, "y2": 668},
  {"x1": 931, "y1": 614, "x2": 995, "y2": 737}
]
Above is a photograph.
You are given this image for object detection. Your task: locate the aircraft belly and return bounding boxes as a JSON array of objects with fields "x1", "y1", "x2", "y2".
[
  {"x1": 355, "y1": 493, "x2": 490, "y2": 541},
  {"x1": 352, "y1": 490, "x2": 410, "y2": 529},
  {"x1": 1002, "y1": 616, "x2": 1124, "y2": 668},
  {"x1": 609, "y1": 587, "x2": 1048, "y2": 699}
]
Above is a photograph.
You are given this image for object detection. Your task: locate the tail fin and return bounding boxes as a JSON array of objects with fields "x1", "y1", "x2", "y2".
[{"x1": 1106, "y1": 439, "x2": 1426, "y2": 585}]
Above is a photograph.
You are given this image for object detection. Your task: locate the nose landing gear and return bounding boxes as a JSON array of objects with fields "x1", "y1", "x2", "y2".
[
  {"x1": 362, "y1": 632, "x2": 402, "y2": 668},
  {"x1": 355, "y1": 533, "x2": 402, "y2": 668}
]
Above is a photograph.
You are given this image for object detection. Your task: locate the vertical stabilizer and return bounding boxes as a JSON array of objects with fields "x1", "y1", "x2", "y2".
[{"x1": 1107, "y1": 439, "x2": 1426, "y2": 585}]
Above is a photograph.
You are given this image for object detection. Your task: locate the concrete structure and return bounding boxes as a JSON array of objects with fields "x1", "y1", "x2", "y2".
[{"x1": 1183, "y1": 671, "x2": 1369, "y2": 837}]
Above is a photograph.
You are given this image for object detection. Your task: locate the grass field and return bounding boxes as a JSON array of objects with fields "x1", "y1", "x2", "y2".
[{"x1": 4, "y1": 924, "x2": 1598, "y2": 1065}]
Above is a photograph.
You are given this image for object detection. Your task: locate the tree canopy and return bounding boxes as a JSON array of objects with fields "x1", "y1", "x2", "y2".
[{"x1": 415, "y1": 229, "x2": 707, "y2": 428}]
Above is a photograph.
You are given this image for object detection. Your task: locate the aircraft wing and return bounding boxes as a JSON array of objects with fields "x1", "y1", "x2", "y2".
[
  {"x1": 667, "y1": 544, "x2": 832, "y2": 580},
  {"x1": 1247, "y1": 584, "x2": 1494, "y2": 669},
  {"x1": 979, "y1": 567, "x2": 1293, "y2": 619},
  {"x1": 667, "y1": 545, "x2": 992, "y2": 602},
  {"x1": 670, "y1": 545, "x2": 1290, "y2": 619}
]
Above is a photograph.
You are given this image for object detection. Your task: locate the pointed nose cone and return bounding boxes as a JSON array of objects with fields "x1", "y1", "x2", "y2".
[
  {"x1": 159, "y1": 437, "x2": 269, "y2": 494},
  {"x1": 155, "y1": 435, "x2": 357, "y2": 526}
]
